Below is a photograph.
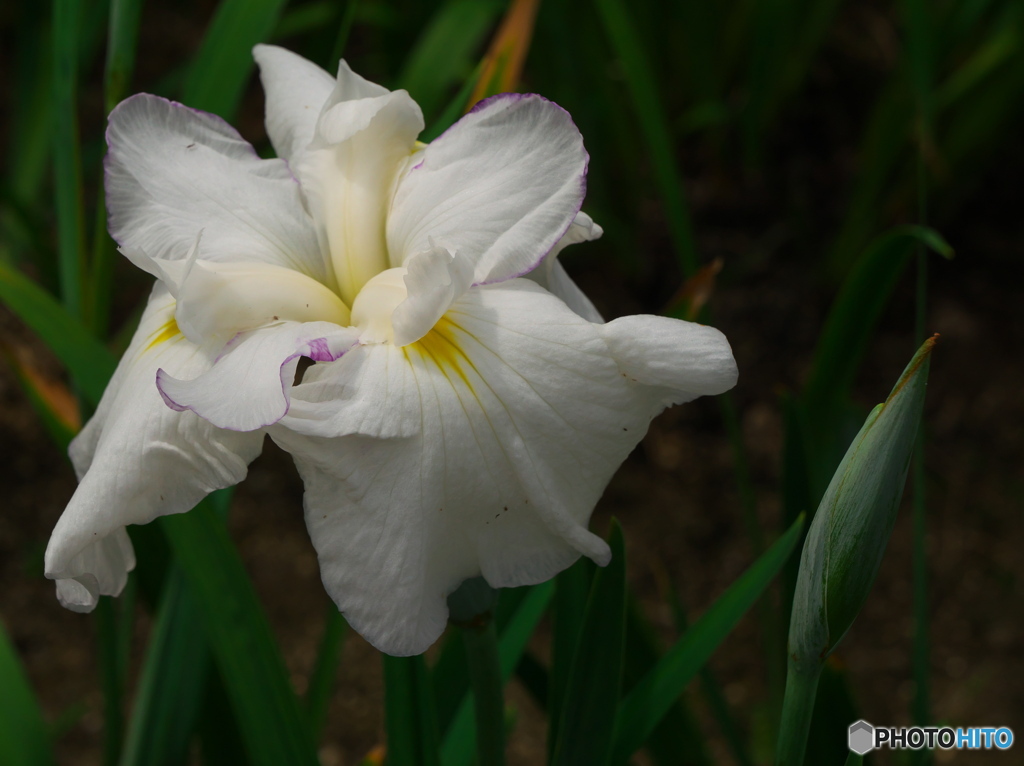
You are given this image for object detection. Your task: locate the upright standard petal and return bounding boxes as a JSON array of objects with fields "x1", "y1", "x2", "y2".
[
  {"x1": 253, "y1": 44, "x2": 336, "y2": 163},
  {"x1": 105, "y1": 94, "x2": 328, "y2": 283},
  {"x1": 386, "y1": 93, "x2": 588, "y2": 286},
  {"x1": 45, "y1": 286, "x2": 264, "y2": 612},
  {"x1": 294, "y1": 65, "x2": 424, "y2": 306},
  {"x1": 271, "y1": 279, "x2": 736, "y2": 655}
]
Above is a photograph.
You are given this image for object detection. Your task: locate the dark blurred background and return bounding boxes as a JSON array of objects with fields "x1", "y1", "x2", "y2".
[{"x1": 1, "y1": 0, "x2": 1022, "y2": 763}]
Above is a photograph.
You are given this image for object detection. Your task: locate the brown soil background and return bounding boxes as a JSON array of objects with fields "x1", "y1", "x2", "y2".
[{"x1": 2, "y1": 2, "x2": 1022, "y2": 765}]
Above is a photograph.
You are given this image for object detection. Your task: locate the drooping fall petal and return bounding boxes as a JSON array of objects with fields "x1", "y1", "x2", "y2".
[
  {"x1": 269, "y1": 279, "x2": 736, "y2": 654},
  {"x1": 45, "y1": 286, "x2": 263, "y2": 611}
]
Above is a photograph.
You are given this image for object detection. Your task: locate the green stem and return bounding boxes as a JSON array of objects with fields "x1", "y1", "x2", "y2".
[
  {"x1": 775, "y1": 662, "x2": 821, "y2": 766},
  {"x1": 461, "y1": 620, "x2": 505, "y2": 766}
]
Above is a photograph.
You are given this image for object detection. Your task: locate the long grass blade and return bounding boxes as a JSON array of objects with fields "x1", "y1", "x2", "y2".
[
  {"x1": 305, "y1": 606, "x2": 348, "y2": 741},
  {"x1": 86, "y1": 0, "x2": 144, "y2": 336},
  {"x1": 51, "y1": 0, "x2": 87, "y2": 317},
  {"x1": 611, "y1": 515, "x2": 804, "y2": 764},
  {"x1": 120, "y1": 570, "x2": 210, "y2": 766},
  {"x1": 398, "y1": 0, "x2": 501, "y2": 121},
  {"x1": 0, "y1": 341, "x2": 79, "y2": 449},
  {"x1": 670, "y1": 591, "x2": 754, "y2": 766},
  {"x1": 800, "y1": 226, "x2": 950, "y2": 502},
  {"x1": 467, "y1": 0, "x2": 539, "y2": 106},
  {"x1": 183, "y1": 0, "x2": 291, "y2": 118},
  {"x1": 622, "y1": 599, "x2": 711, "y2": 766},
  {"x1": 552, "y1": 521, "x2": 626, "y2": 766},
  {"x1": 902, "y1": 1, "x2": 936, "y2": 760},
  {"x1": 804, "y1": 226, "x2": 951, "y2": 412},
  {"x1": 384, "y1": 654, "x2": 441, "y2": 766},
  {"x1": 326, "y1": 0, "x2": 358, "y2": 73},
  {"x1": 4, "y1": 7, "x2": 53, "y2": 268},
  {"x1": 0, "y1": 260, "x2": 116, "y2": 406},
  {"x1": 0, "y1": 618, "x2": 54, "y2": 766},
  {"x1": 546, "y1": 558, "x2": 592, "y2": 761},
  {"x1": 421, "y1": 62, "x2": 484, "y2": 142},
  {"x1": 441, "y1": 581, "x2": 554, "y2": 766},
  {"x1": 95, "y1": 597, "x2": 127, "y2": 766},
  {"x1": 104, "y1": 0, "x2": 143, "y2": 113},
  {"x1": 160, "y1": 499, "x2": 320, "y2": 766},
  {"x1": 594, "y1": 0, "x2": 698, "y2": 276}
]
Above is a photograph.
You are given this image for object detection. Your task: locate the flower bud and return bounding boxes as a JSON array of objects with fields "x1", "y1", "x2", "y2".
[{"x1": 788, "y1": 337, "x2": 935, "y2": 672}]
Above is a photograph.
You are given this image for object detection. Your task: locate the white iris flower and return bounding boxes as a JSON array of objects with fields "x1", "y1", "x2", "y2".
[{"x1": 44, "y1": 45, "x2": 738, "y2": 655}]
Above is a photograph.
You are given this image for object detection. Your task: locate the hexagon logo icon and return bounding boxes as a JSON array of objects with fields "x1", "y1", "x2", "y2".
[{"x1": 848, "y1": 720, "x2": 874, "y2": 755}]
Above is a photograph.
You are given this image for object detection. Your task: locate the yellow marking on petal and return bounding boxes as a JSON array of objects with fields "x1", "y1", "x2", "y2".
[
  {"x1": 405, "y1": 317, "x2": 473, "y2": 390},
  {"x1": 144, "y1": 317, "x2": 181, "y2": 352}
]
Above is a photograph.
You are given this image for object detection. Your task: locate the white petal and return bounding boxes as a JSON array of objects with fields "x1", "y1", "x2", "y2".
[
  {"x1": 322, "y1": 59, "x2": 390, "y2": 107},
  {"x1": 105, "y1": 93, "x2": 328, "y2": 283},
  {"x1": 157, "y1": 322, "x2": 359, "y2": 431},
  {"x1": 270, "y1": 280, "x2": 733, "y2": 654},
  {"x1": 600, "y1": 315, "x2": 738, "y2": 405},
  {"x1": 66, "y1": 283, "x2": 177, "y2": 480},
  {"x1": 348, "y1": 248, "x2": 473, "y2": 346},
  {"x1": 253, "y1": 44, "x2": 335, "y2": 163},
  {"x1": 295, "y1": 66, "x2": 424, "y2": 305},
  {"x1": 54, "y1": 528, "x2": 135, "y2": 612},
  {"x1": 174, "y1": 259, "x2": 351, "y2": 345},
  {"x1": 120, "y1": 231, "x2": 201, "y2": 299},
  {"x1": 46, "y1": 287, "x2": 264, "y2": 609},
  {"x1": 524, "y1": 211, "x2": 603, "y2": 322},
  {"x1": 387, "y1": 93, "x2": 588, "y2": 286},
  {"x1": 392, "y1": 247, "x2": 474, "y2": 346},
  {"x1": 277, "y1": 343, "x2": 421, "y2": 440}
]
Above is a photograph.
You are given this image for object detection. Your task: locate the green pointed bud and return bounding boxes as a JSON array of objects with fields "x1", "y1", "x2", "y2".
[{"x1": 789, "y1": 336, "x2": 935, "y2": 673}]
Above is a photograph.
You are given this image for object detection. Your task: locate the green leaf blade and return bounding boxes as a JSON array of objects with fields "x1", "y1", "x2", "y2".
[
  {"x1": 552, "y1": 520, "x2": 627, "y2": 766},
  {"x1": 398, "y1": 0, "x2": 502, "y2": 121},
  {"x1": 304, "y1": 606, "x2": 348, "y2": 741},
  {"x1": 183, "y1": 0, "x2": 291, "y2": 118},
  {"x1": 51, "y1": 0, "x2": 88, "y2": 318},
  {"x1": 0, "y1": 260, "x2": 116, "y2": 407},
  {"x1": 0, "y1": 619, "x2": 54, "y2": 766},
  {"x1": 384, "y1": 654, "x2": 441, "y2": 766},
  {"x1": 120, "y1": 570, "x2": 210, "y2": 766},
  {"x1": 611, "y1": 515, "x2": 805, "y2": 764},
  {"x1": 593, "y1": 0, "x2": 698, "y2": 277},
  {"x1": 160, "y1": 500, "x2": 319, "y2": 766},
  {"x1": 441, "y1": 581, "x2": 554, "y2": 766}
]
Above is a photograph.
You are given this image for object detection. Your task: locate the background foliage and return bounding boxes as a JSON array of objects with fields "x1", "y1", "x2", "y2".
[{"x1": 1, "y1": 0, "x2": 1022, "y2": 763}]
